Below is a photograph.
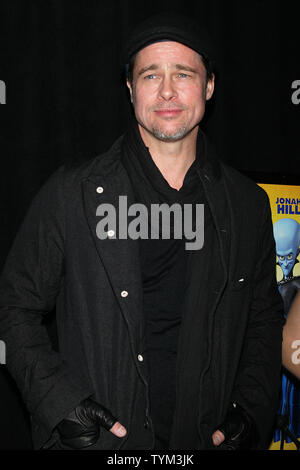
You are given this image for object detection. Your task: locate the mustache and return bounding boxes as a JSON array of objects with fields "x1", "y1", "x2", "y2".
[{"x1": 150, "y1": 103, "x2": 188, "y2": 111}]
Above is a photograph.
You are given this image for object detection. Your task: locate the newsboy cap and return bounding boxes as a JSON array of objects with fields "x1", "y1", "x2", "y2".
[{"x1": 123, "y1": 12, "x2": 215, "y2": 66}]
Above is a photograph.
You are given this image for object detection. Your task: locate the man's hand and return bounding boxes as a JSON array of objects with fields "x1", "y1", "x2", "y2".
[
  {"x1": 56, "y1": 398, "x2": 127, "y2": 449},
  {"x1": 212, "y1": 402, "x2": 257, "y2": 450},
  {"x1": 212, "y1": 429, "x2": 225, "y2": 446}
]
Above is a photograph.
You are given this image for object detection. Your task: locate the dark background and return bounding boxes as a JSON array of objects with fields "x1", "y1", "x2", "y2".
[{"x1": 0, "y1": 0, "x2": 299, "y2": 449}]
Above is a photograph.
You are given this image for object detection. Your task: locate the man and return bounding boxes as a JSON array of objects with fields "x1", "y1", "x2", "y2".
[{"x1": 0, "y1": 13, "x2": 283, "y2": 450}]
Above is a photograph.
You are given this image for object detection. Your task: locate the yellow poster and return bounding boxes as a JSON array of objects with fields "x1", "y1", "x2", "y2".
[{"x1": 259, "y1": 183, "x2": 300, "y2": 450}]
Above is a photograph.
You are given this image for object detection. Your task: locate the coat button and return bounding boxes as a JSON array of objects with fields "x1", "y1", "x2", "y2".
[
  {"x1": 137, "y1": 354, "x2": 144, "y2": 362},
  {"x1": 144, "y1": 416, "x2": 150, "y2": 428},
  {"x1": 121, "y1": 290, "x2": 128, "y2": 297},
  {"x1": 96, "y1": 186, "x2": 104, "y2": 193}
]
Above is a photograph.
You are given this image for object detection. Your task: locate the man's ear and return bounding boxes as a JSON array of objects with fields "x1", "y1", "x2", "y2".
[
  {"x1": 205, "y1": 73, "x2": 215, "y2": 101},
  {"x1": 126, "y1": 79, "x2": 134, "y2": 103}
]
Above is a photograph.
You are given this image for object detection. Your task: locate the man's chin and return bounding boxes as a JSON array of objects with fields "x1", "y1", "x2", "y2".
[{"x1": 151, "y1": 126, "x2": 188, "y2": 142}]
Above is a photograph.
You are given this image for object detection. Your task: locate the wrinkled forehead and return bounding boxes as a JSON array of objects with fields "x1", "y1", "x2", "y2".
[{"x1": 132, "y1": 40, "x2": 204, "y2": 72}]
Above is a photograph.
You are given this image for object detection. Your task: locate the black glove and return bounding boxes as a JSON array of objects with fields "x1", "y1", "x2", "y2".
[
  {"x1": 56, "y1": 398, "x2": 118, "y2": 449},
  {"x1": 214, "y1": 402, "x2": 257, "y2": 450}
]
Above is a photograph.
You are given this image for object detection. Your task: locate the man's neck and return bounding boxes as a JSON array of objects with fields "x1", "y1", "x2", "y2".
[{"x1": 138, "y1": 124, "x2": 199, "y2": 191}]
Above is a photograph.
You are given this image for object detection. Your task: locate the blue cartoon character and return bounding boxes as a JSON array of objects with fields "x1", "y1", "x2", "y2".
[
  {"x1": 273, "y1": 218, "x2": 300, "y2": 448},
  {"x1": 274, "y1": 218, "x2": 300, "y2": 312}
]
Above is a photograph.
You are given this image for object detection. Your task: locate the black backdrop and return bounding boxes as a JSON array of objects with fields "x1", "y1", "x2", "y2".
[{"x1": 0, "y1": 0, "x2": 299, "y2": 449}]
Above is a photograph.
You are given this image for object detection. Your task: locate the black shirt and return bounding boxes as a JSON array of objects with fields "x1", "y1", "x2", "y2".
[{"x1": 121, "y1": 122, "x2": 206, "y2": 448}]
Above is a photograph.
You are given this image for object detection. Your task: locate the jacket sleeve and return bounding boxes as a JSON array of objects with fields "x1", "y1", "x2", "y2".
[
  {"x1": 0, "y1": 166, "x2": 92, "y2": 448},
  {"x1": 230, "y1": 192, "x2": 284, "y2": 449}
]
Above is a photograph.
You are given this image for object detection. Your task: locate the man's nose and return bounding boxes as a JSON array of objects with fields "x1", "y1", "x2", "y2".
[{"x1": 158, "y1": 76, "x2": 177, "y2": 100}]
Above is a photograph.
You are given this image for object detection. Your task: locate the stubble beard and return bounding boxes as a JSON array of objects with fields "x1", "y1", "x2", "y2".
[{"x1": 151, "y1": 125, "x2": 188, "y2": 142}]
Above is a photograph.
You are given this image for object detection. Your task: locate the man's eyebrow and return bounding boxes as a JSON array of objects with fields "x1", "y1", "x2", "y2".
[
  {"x1": 137, "y1": 63, "x2": 198, "y2": 76},
  {"x1": 137, "y1": 64, "x2": 160, "y2": 76},
  {"x1": 174, "y1": 64, "x2": 198, "y2": 73}
]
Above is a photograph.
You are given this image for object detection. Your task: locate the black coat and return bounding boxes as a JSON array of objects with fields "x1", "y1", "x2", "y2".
[{"x1": 0, "y1": 135, "x2": 283, "y2": 450}]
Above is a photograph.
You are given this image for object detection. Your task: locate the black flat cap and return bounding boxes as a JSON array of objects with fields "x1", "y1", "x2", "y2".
[{"x1": 123, "y1": 12, "x2": 215, "y2": 66}]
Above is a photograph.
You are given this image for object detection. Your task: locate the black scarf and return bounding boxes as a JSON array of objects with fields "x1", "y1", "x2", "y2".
[{"x1": 121, "y1": 120, "x2": 214, "y2": 450}]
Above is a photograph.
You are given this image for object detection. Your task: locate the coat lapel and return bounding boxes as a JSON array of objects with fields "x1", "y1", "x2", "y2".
[
  {"x1": 81, "y1": 147, "x2": 144, "y2": 345},
  {"x1": 197, "y1": 158, "x2": 230, "y2": 291}
]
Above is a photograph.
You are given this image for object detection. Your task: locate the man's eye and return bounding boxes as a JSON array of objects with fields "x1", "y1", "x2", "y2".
[
  {"x1": 279, "y1": 256, "x2": 285, "y2": 261},
  {"x1": 287, "y1": 254, "x2": 293, "y2": 260},
  {"x1": 178, "y1": 73, "x2": 189, "y2": 78},
  {"x1": 144, "y1": 74, "x2": 156, "y2": 80}
]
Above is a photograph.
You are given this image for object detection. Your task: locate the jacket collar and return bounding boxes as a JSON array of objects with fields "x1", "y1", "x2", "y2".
[{"x1": 85, "y1": 127, "x2": 222, "y2": 185}]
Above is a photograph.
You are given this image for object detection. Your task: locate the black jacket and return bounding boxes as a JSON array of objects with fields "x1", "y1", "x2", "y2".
[{"x1": 0, "y1": 134, "x2": 283, "y2": 450}]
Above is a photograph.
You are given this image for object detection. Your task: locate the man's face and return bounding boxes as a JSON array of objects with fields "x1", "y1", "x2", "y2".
[{"x1": 127, "y1": 41, "x2": 214, "y2": 142}]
